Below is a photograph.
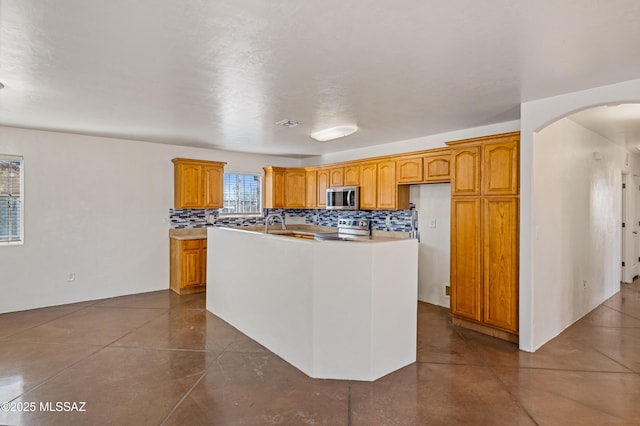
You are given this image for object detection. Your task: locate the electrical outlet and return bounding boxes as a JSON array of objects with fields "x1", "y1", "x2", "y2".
[
  {"x1": 429, "y1": 219, "x2": 437, "y2": 228},
  {"x1": 67, "y1": 272, "x2": 76, "y2": 282},
  {"x1": 444, "y1": 284, "x2": 450, "y2": 297}
]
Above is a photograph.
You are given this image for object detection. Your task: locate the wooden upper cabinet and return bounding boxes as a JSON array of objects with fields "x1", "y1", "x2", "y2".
[
  {"x1": 172, "y1": 158, "x2": 226, "y2": 209},
  {"x1": 423, "y1": 151, "x2": 451, "y2": 182},
  {"x1": 396, "y1": 157, "x2": 423, "y2": 183},
  {"x1": 305, "y1": 169, "x2": 317, "y2": 208},
  {"x1": 263, "y1": 166, "x2": 285, "y2": 208},
  {"x1": 175, "y1": 163, "x2": 202, "y2": 208},
  {"x1": 377, "y1": 160, "x2": 397, "y2": 209},
  {"x1": 203, "y1": 165, "x2": 224, "y2": 208},
  {"x1": 359, "y1": 162, "x2": 378, "y2": 209},
  {"x1": 317, "y1": 169, "x2": 330, "y2": 208},
  {"x1": 344, "y1": 165, "x2": 360, "y2": 186},
  {"x1": 330, "y1": 167, "x2": 344, "y2": 187},
  {"x1": 284, "y1": 168, "x2": 306, "y2": 208},
  {"x1": 483, "y1": 141, "x2": 518, "y2": 196},
  {"x1": 483, "y1": 197, "x2": 518, "y2": 332},
  {"x1": 450, "y1": 198, "x2": 482, "y2": 322},
  {"x1": 451, "y1": 146, "x2": 481, "y2": 196}
]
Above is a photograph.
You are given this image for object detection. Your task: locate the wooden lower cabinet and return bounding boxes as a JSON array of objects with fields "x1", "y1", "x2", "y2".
[
  {"x1": 170, "y1": 238, "x2": 207, "y2": 295},
  {"x1": 450, "y1": 198, "x2": 482, "y2": 322},
  {"x1": 483, "y1": 197, "x2": 518, "y2": 332},
  {"x1": 450, "y1": 196, "x2": 519, "y2": 341}
]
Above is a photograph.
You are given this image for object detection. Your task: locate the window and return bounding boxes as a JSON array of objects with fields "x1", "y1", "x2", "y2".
[
  {"x1": 0, "y1": 155, "x2": 23, "y2": 244},
  {"x1": 221, "y1": 173, "x2": 262, "y2": 215}
]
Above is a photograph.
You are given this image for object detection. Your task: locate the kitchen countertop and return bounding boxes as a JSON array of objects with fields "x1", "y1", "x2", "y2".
[
  {"x1": 169, "y1": 228, "x2": 207, "y2": 240},
  {"x1": 170, "y1": 225, "x2": 411, "y2": 242}
]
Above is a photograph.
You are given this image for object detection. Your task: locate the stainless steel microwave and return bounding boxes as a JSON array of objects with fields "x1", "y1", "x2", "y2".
[{"x1": 326, "y1": 186, "x2": 360, "y2": 210}]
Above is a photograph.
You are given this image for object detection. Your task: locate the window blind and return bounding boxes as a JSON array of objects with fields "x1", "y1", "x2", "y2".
[
  {"x1": 0, "y1": 156, "x2": 23, "y2": 243},
  {"x1": 222, "y1": 173, "x2": 262, "y2": 214}
]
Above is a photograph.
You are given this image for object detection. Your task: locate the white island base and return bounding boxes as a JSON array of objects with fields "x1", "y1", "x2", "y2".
[{"x1": 206, "y1": 226, "x2": 418, "y2": 381}]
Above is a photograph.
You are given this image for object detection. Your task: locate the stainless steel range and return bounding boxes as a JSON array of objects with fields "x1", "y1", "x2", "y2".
[{"x1": 314, "y1": 218, "x2": 371, "y2": 241}]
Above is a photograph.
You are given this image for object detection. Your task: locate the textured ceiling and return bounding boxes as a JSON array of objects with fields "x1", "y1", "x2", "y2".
[{"x1": 1, "y1": 0, "x2": 640, "y2": 157}]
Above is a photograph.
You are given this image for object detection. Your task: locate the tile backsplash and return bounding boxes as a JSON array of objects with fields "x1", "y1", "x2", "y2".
[{"x1": 169, "y1": 208, "x2": 415, "y2": 232}]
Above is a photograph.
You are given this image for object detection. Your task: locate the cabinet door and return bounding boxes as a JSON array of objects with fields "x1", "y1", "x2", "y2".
[
  {"x1": 450, "y1": 198, "x2": 482, "y2": 322},
  {"x1": 344, "y1": 165, "x2": 360, "y2": 186},
  {"x1": 359, "y1": 163, "x2": 377, "y2": 209},
  {"x1": 377, "y1": 160, "x2": 397, "y2": 209},
  {"x1": 305, "y1": 170, "x2": 317, "y2": 208},
  {"x1": 396, "y1": 157, "x2": 423, "y2": 183},
  {"x1": 284, "y1": 169, "x2": 306, "y2": 208},
  {"x1": 330, "y1": 167, "x2": 344, "y2": 187},
  {"x1": 263, "y1": 167, "x2": 285, "y2": 209},
  {"x1": 181, "y1": 240, "x2": 202, "y2": 288},
  {"x1": 317, "y1": 169, "x2": 330, "y2": 208},
  {"x1": 273, "y1": 170, "x2": 285, "y2": 208},
  {"x1": 483, "y1": 197, "x2": 518, "y2": 332},
  {"x1": 423, "y1": 152, "x2": 451, "y2": 182},
  {"x1": 203, "y1": 165, "x2": 224, "y2": 208},
  {"x1": 451, "y1": 146, "x2": 481, "y2": 196},
  {"x1": 483, "y1": 141, "x2": 518, "y2": 195},
  {"x1": 176, "y1": 163, "x2": 203, "y2": 208}
]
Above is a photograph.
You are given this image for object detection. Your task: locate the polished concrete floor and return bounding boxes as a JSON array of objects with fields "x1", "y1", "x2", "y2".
[{"x1": 1, "y1": 282, "x2": 639, "y2": 425}]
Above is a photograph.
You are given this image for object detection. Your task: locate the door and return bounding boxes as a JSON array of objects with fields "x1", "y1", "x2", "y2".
[{"x1": 632, "y1": 175, "x2": 640, "y2": 279}]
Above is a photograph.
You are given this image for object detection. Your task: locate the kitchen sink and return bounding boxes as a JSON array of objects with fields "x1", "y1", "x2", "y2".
[{"x1": 268, "y1": 230, "x2": 316, "y2": 240}]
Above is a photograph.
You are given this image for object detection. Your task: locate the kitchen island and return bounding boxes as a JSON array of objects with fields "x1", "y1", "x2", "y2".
[{"x1": 206, "y1": 226, "x2": 418, "y2": 381}]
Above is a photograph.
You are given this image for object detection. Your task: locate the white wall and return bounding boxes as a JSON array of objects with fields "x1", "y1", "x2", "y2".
[
  {"x1": 0, "y1": 126, "x2": 300, "y2": 313},
  {"x1": 411, "y1": 183, "x2": 451, "y2": 307},
  {"x1": 520, "y1": 78, "x2": 640, "y2": 351},
  {"x1": 533, "y1": 118, "x2": 628, "y2": 347}
]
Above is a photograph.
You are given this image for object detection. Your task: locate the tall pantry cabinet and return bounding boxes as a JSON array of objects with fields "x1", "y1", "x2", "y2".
[{"x1": 447, "y1": 132, "x2": 519, "y2": 343}]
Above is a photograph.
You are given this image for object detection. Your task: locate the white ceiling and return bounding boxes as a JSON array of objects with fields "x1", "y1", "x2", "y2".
[
  {"x1": 1, "y1": 0, "x2": 640, "y2": 157},
  {"x1": 568, "y1": 104, "x2": 640, "y2": 150}
]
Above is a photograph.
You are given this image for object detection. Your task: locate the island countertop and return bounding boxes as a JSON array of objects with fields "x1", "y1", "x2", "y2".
[{"x1": 206, "y1": 225, "x2": 418, "y2": 381}]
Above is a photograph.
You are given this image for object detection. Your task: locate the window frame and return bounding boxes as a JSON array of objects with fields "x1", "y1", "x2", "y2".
[
  {"x1": 220, "y1": 172, "x2": 263, "y2": 217},
  {"x1": 0, "y1": 154, "x2": 24, "y2": 246}
]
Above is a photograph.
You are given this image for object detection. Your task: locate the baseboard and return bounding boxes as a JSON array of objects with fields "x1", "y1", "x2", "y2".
[{"x1": 451, "y1": 316, "x2": 519, "y2": 344}]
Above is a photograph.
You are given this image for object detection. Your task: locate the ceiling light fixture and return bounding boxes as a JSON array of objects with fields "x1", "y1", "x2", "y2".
[{"x1": 310, "y1": 125, "x2": 358, "y2": 142}]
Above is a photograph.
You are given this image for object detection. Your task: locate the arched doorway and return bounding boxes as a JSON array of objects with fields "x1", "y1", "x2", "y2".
[{"x1": 519, "y1": 78, "x2": 640, "y2": 352}]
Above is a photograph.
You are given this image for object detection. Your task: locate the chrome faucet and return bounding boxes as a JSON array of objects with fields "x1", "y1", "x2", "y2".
[{"x1": 265, "y1": 213, "x2": 286, "y2": 233}]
